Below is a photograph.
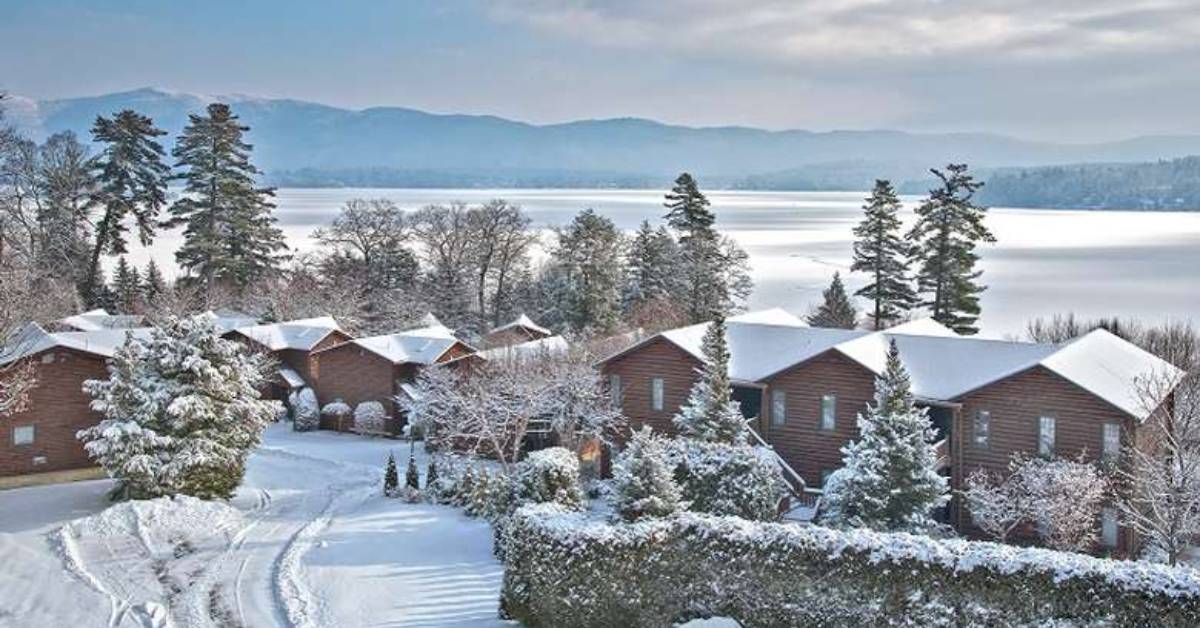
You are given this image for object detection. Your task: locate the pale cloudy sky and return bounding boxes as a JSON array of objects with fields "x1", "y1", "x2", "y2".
[{"x1": 2, "y1": 0, "x2": 1199, "y2": 141}]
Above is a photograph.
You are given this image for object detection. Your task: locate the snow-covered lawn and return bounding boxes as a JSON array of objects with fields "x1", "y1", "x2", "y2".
[{"x1": 0, "y1": 423, "x2": 512, "y2": 627}]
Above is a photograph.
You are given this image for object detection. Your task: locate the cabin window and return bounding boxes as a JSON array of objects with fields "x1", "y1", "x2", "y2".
[
  {"x1": 820, "y1": 395, "x2": 837, "y2": 430},
  {"x1": 1102, "y1": 423, "x2": 1121, "y2": 462},
  {"x1": 770, "y1": 390, "x2": 787, "y2": 427},
  {"x1": 12, "y1": 425, "x2": 34, "y2": 446},
  {"x1": 609, "y1": 374, "x2": 622, "y2": 406},
  {"x1": 651, "y1": 378, "x2": 664, "y2": 411},
  {"x1": 1101, "y1": 508, "x2": 1119, "y2": 548},
  {"x1": 974, "y1": 410, "x2": 991, "y2": 448},
  {"x1": 1038, "y1": 416, "x2": 1056, "y2": 456}
]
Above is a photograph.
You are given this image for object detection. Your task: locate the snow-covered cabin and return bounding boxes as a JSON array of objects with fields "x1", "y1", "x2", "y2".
[
  {"x1": 312, "y1": 321, "x2": 478, "y2": 432},
  {"x1": 481, "y1": 314, "x2": 553, "y2": 349},
  {"x1": 598, "y1": 309, "x2": 1181, "y2": 550},
  {"x1": 0, "y1": 323, "x2": 153, "y2": 483},
  {"x1": 222, "y1": 316, "x2": 352, "y2": 399}
]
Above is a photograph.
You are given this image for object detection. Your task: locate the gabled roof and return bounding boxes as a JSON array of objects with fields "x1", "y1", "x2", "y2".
[
  {"x1": 229, "y1": 316, "x2": 343, "y2": 352},
  {"x1": 489, "y1": 313, "x2": 552, "y2": 337},
  {"x1": 338, "y1": 323, "x2": 470, "y2": 366},
  {"x1": 60, "y1": 308, "x2": 144, "y2": 331},
  {"x1": 0, "y1": 322, "x2": 153, "y2": 366},
  {"x1": 1040, "y1": 329, "x2": 1180, "y2": 420},
  {"x1": 480, "y1": 335, "x2": 569, "y2": 362},
  {"x1": 198, "y1": 309, "x2": 259, "y2": 333}
]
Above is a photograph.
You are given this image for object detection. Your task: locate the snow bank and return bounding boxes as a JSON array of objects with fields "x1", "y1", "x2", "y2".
[
  {"x1": 500, "y1": 504, "x2": 1200, "y2": 627},
  {"x1": 67, "y1": 495, "x2": 242, "y2": 541}
]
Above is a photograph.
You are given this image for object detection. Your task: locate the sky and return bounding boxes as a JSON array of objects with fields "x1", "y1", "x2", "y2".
[{"x1": 2, "y1": 0, "x2": 1199, "y2": 142}]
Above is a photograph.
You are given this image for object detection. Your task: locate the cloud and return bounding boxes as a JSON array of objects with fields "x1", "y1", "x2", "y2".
[{"x1": 490, "y1": 0, "x2": 1200, "y2": 65}]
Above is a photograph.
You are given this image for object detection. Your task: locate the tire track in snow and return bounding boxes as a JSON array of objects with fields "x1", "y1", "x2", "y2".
[{"x1": 51, "y1": 525, "x2": 130, "y2": 628}]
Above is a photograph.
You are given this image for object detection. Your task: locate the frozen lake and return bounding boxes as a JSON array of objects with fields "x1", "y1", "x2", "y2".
[{"x1": 126, "y1": 188, "x2": 1200, "y2": 337}]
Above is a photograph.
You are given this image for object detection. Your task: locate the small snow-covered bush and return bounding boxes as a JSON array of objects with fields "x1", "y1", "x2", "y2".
[
  {"x1": 511, "y1": 447, "x2": 585, "y2": 511},
  {"x1": 668, "y1": 441, "x2": 786, "y2": 521},
  {"x1": 353, "y1": 401, "x2": 389, "y2": 435},
  {"x1": 383, "y1": 452, "x2": 399, "y2": 497},
  {"x1": 611, "y1": 427, "x2": 683, "y2": 521},
  {"x1": 500, "y1": 504, "x2": 1200, "y2": 627},
  {"x1": 321, "y1": 400, "x2": 352, "y2": 430},
  {"x1": 292, "y1": 387, "x2": 319, "y2": 432}
]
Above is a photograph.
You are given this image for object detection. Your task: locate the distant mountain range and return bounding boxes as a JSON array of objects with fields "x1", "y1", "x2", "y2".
[{"x1": 7, "y1": 87, "x2": 1200, "y2": 195}]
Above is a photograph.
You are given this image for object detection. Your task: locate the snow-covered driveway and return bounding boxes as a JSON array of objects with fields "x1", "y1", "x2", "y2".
[{"x1": 0, "y1": 424, "x2": 513, "y2": 628}]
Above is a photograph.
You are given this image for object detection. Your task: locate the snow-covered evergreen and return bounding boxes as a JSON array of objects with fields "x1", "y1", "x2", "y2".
[
  {"x1": 611, "y1": 427, "x2": 684, "y2": 521},
  {"x1": 353, "y1": 401, "x2": 388, "y2": 435},
  {"x1": 806, "y1": 272, "x2": 858, "y2": 329},
  {"x1": 822, "y1": 340, "x2": 949, "y2": 532},
  {"x1": 547, "y1": 209, "x2": 625, "y2": 333},
  {"x1": 511, "y1": 447, "x2": 585, "y2": 511},
  {"x1": 77, "y1": 315, "x2": 275, "y2": 500},
  {"x1": 383, "y1": 451, "x2": 399, "y2": 497},
  {"x1": 292, "y1": 387, "x2": 319, "y2": 432},
  {"x1": 672, "y1": 316, "x2": 747, "y2": 445},
  {"x1": 663, "y1": 173, "x2": 752, "y2": 322},
  {"x1": 851, "y1": 179, "x2": 917, "y2": 330}
]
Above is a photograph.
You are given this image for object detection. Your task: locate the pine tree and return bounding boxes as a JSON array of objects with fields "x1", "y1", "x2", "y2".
[
  {"x1": 906, "y1": 164, "x2": 996, "y2": 335},
  {"x1": 168, "y1": 103, "x2": 287, "y2": 293},
  {"x1": 672, "y1": 316, "x2": 747, "y2": 444},
  {"x1": 623, "y1": 220, "x2": 682, "y2": 311},
  {"x1": 112, "y1": 257, "x2": 141, "y2": 314},
  {"x1": 85, "y1": 110, "x2": 169, "y2": 307},
  {"x1": 406, "y1": 453, "x2": 420, "y2": 490},
  {"x1": 77, "y1": 316, "x2": 276, "y2": 500},
  {"x1": 549, "y1": 209, "x2": 625, "y2": 333},
  {"x1": 662, "y1": 173, "x2": 751, "y2": 322},
  {"x1": 807, "y1": 272, "x2": 858, "y2": 329},
  {"x1": 821, "y1": 340, "x2": 949, "y2": 532},
  {"x1": 851, "y1": 180, "x2": 917, "y2": 329},
  {"x1": 143, "y1": 259, "x2": 166, "y2": 304},
  {"x1": 425, "y1": 458, "x2": 439, "y2": 491},
  {"x1": 383, "y1": 452, "x2": 399, "y2": 497},
  {"x1": 612, "y1": 426, "x2": 684, "y2": 521}
]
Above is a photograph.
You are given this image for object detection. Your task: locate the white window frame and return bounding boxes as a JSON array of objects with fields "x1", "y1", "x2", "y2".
[
  {"x1": 820, "y1": 395, "x2": 837, "y2": 430},
  {"x1": 1102, "y1": 423, "x2": 1121, "y2": 462},
  {"x1": 770, "y1": 390, "x2": 787, "y2": 427},
  {"x1": 1038, "y1": 416, "x2": 1056, "y2": 456},
  {"x1": 974, "y1": 410, "x2": 991, "y2": 448},
  {"x1": 609, "y1": 374, "x2": 622, "y2": 407},
  {"x1": 651, "y1": 378, "x2": 664, "y2": 411},
  {"x1": 13, "y1": 425, "x2": 34, "y2": 446},
  {"x1": 1101, "y1": 508, "x2": 1119, "y2": 548}
]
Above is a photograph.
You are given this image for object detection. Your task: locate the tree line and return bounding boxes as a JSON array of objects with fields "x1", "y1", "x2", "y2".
[{"x1": 977, "y1": 156, "x2": 1200, "y2": 211}]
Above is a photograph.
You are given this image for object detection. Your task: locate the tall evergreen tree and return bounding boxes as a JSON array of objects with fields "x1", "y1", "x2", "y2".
[
  {"x1": 550, "y1": 209, "x2": 625, "y2": 333},
  {"x1": 807, "y1": 272, "x2": 858, "y2": 329},
  {"x1": 623, "y1": 220, "x2": 682, "y2": 310},
  {"x1": 112, "y1": 256, "x2": 141, "y2": 314},
  {"x1": 673, "y1": 316, "x2": 746, "y2": 444},
  {"x1": 662, "y1": 173, "x2": 751, "y2": 322},
  {"x1": 142, "y1": 259, "x2": 166, "y2": 304},
  {"x1": 85, "y1": 110, "x2": 169, "y2": 306},
  {"x1": 851, "y1": 180, "x2": 917, "y2": 330},
  {"x1": 906, "y1": 164, "x2": 995, "y2": 335},
  {"x1": 822, "y1": 340, "x2": 949, "y2": 532},
  {"x1": 168, "y1": 103, "x2": 287, "y2": 293},
  {"x1": 38, "y1": 131, "x2": 95, "y2": 283}
]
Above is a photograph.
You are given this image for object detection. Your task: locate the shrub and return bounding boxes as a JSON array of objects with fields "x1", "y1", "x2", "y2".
[
  {"x1": 405, "y1": 453, "x2": 420, "y2": 490},
  {"x1": 293, "y1": 387, "x2": 319, "y2": 432},
  {"x1": 353, "y1": 401, "x2": 388, "y2": 435},
  {"x1": 321, "y1": 400, "x2": 352, "y2": 430},
  {"x1": 511, "y1": 447, "x2": 585, "y2": 511},
  {"x1": 611, "y1": 427, "x2": 683, "y2": 521},
  {"x1": 383, "y1": 452, "x2": 399, "y2": 497},
  {"x1": 500, "y1": 504, "x2": 1200, "y2": 627},
  {"x1": 668, "y1": 441, "x2": 786, "y2": 521}
]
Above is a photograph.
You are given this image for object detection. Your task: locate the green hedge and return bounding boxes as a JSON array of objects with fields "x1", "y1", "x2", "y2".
[{"x1": 499, "y1": 504, "x2": 1200, "y2": 627}]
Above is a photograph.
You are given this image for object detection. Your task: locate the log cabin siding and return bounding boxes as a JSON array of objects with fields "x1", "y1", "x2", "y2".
[
  {"x1": 313, "y1": 344, "x2": 398, "y2": 423},
  {"x1": 760, "y1": 350, "x2": 877, "y2": 488},
  {"x1": 0, "y1": 349, "x2": 107, "y2": 477},
  {"x1": 601, "y1": 337, "x2": 703, "y2": 437},
  {"x1": 953, "y1": 365, "x2": 1139, "y2": 551}
]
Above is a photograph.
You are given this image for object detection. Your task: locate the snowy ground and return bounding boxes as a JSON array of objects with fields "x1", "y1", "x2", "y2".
[{"x1": 0, "y1": 424, "x2": 512, "y2": 628}]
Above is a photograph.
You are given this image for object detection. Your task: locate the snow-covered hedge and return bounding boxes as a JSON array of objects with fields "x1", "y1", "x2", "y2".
[
  {"x1": 321, "y1": 400, "x2": 352, "y2": 430},
  {"x1": 511, "y1": 447, "x2": 585, "y2": 511},
  {"x1": 500, "y1": 504, "x2": 1200, "y2": 627},
  {"x1": 667, "y1": 441, "x2": 787, "y2": 521},
  {"x1": 353, "y1": 401, "x2": 388, "y2": 435}
]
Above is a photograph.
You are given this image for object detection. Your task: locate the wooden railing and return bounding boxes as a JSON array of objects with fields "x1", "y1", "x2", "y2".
[{"x1": 934, "y1": 438, "x2": 951, "y2": 470}]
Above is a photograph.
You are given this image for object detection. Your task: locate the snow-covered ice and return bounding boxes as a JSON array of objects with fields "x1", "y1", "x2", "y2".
[{"x1": 0, "y1": 423, "x2": 513, "y2": 627}]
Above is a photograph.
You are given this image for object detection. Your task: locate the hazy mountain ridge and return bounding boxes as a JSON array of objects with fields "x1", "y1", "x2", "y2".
[{"x1": 11, "y1": 87, "x2": 1200, "y2": 197}]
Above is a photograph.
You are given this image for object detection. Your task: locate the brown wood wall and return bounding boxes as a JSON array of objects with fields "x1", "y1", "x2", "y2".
[
  {"x1": 760, "y1": 350, "x2": 877, "y2": 488},
  {"x1": 601, "y1": 337, "x2": 703, "y2": 437},
  {"x1": 0, "y1": 349, "x2": 108, "y2": 477}
]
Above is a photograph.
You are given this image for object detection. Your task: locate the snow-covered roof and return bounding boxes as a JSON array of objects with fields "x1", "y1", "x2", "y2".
[
  {"x1": 0, "y1": 322, "x2": 153, "y2": 366},
  {"x1": 1040, "y1": 329, "x2": 1181, "y2": 420},
  {"x1": 60, "y1": 309, "x2": 144, "y2": 331},
  {"x1": 726, "y1": 308, "x2": 807, "y2": 327},
  {"x1": 230, "y1": 316, "x2": 343, "y2": 352},
  {"x1": 344, "y1": 323, "x2": 468, "y2": 365},
  {"x1": 489, "y1": 313, "x2": 552, "y2": 337},
  {"x1": 418, "y1": 312, "x2": 444, "y2": 328},
  {"x1": 480, "y1": 335, "x2": 569, "y2": 362},
  {"x1": 198, "y1": 309, "x2": 259, "y2": 333},
  {"x1": 278, "y1": 367, "x2": 306, "y2": 389},
  {"x1": 663, "y1": 321, "x2": 865, "y2": 382}
]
